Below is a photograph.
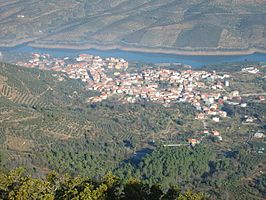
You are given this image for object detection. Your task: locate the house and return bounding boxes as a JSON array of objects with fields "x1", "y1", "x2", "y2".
[
  {"x1": 218, "y1": 99, "x2": 224, "y2": 105},
  {"x1": 254, "y1": 132, "x2": 265, "y2": 138},
  {"x1": 259, "y1": 96, "x2": 265, "y2": 101},
  {"x1": 187, "y1": 138, "x2": 200, "y2": 146},
  {"x1": 223, "y1": 96, "x2": 228, "y2": 101},
  {"x1": 240, "y1": 103, "x2": 247, "y2": 107},
  {"x1": 212, "y1": 130, "x2": 220, "y2": 136},
  {"x1": 216, "y1": 136, "x2": 223, "y2": 141},
  {"x1": 17, "y1": 15, "x2": 25, "y2": 18},
  {"x1": 195, "y1": 113, "x2": 205, "y2": 120},
  {"x1": 231, "y1": 91, "x2": 240, "y2": 97},
  {"x1": 212, "y1": 117, "x2": 220, "y2": 122},
  {"x1": 208, "y1": 110, "x2": 217, "y2": 116},
  {"x1": 219, "y1": 111, "x2": 227, "y2": 118},
  {"x1": 225, "y1": 80, "x2": 230, "y2": 87},
  {"x1": 241, "y1": 67, "x2": 259, "y2": 74},
  {"x1": 208, "y1": 97, "x2": 215, "y2": 104},
  {"x1": 245, "y1": 117, "x2": 254, "y2": 123}
]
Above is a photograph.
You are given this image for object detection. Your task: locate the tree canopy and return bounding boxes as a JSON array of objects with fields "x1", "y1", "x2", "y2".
[{"x1": 0, "y1": 168, "x2": 205, "y2": 200}]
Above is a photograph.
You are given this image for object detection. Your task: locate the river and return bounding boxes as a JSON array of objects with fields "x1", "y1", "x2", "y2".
[{"x1": 1, "y1": 45, "x2": 266, "y2": 67}]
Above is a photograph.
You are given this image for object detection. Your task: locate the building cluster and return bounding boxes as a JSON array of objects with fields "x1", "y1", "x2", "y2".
[
  {"x1": 18, "y1": 53, "x2": 266, "y2": 146},
  {"x1": 88, "y1": 68, "x2": 232, "y2": 119},
  {"x1": 17, "y1": 53, "x2": 128, "y2": 84},
  {"x1": 18, "y1": 53, "x2": 234, "y2": 119},
  {"x1": 17, "y1": 53, "x2": 64, "y2": 70},
  {"x1": 241, "y1": 66, "x2": 260, "y2": 74}
]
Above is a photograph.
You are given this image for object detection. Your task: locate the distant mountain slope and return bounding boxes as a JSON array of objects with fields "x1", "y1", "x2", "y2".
[{"x1": 0, "y1": 0, "x2": 266, "y2": 54}]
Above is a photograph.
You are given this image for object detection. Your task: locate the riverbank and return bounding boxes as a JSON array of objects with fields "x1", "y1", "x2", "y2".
[
  {"x1": 27, "y1": 43, "x2": 266, "y2": 56},
  {"x1": 2, "y1": 44, "x2": 266, "y2": 68},
  {"x1": 1, "y1": 40, "x2": 266, "y2": 56}
]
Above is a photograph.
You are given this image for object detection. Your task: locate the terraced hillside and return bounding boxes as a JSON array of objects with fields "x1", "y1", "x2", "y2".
[
  {"x1": 0, "y1": 64, "x2": 100, "y2": 171},
  {"x1": 0, "y1": 65, "x2": 86, "y2": 142},
  {"x1": 0, "y1": 0, "x2": 266, "y2": 54}
]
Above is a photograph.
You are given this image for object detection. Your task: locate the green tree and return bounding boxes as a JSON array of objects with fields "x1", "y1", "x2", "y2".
[
  {"x1": 162, "y1": 185, "x2": 180, "y2": 200},
  {"x1": 103, "y1": 172, "x2": 121, "y2": 200},
  {"x1": 148, "y1": 184, "x2": 164, "y2": 200},
  {"x1": 15, "y1": 178, "x2": 54, "y2": 200},
  {"x1": 178, "y1": 189, "x2": 205, "y2": 200},
  {"x1": 0, "y1": 167, "x2": 27, "y2": 199},
  {"x1": 123, "y1": 178, "x2": 149, "y2": 200}
]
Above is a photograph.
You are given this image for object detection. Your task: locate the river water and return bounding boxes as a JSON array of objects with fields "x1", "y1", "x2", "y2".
[{"x1": 1, "y1": 45, "x2": 266, "y2": 68}]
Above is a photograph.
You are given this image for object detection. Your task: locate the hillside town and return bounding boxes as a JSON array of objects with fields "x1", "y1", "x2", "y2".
[{"x1": 17, "y1": 53, "x2": 265, "y2": 145}]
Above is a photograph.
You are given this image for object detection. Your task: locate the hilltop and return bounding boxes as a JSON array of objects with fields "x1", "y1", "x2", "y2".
[{"x1": 1, "y1": 0, "x2": 266, "y2": 55}]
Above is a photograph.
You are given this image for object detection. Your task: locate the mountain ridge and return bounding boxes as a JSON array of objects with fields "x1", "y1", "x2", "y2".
[{"x1": 1, "y1": 0, "x2": 266, "y2": 55}]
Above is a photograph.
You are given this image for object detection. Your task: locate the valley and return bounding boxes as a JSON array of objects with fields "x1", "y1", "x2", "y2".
[
  {"x1": 1, "y1": 1, "x2": 266, "y2": 198},
  {"x1": 0, "y1": 58, "x2": 265, "y2": 199}
]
